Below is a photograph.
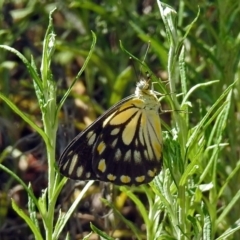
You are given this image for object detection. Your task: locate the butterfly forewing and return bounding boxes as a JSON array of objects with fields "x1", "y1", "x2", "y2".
[
  {"x1": 58, "y1": 79, "x2": 163, "y2": 185},
  {"x1": 58, "y1": 123, "x2": 102, "y2": 180},
  {"x1": 58, "y1": 96, "x2": 135, "y2": 181}
]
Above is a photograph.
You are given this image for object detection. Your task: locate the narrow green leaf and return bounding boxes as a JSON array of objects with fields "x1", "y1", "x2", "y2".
[
  {"x1": 53, "y1": 180, "x2": 94, "y2": 239},
  {"x1": 57, "y1": 31, "x2": 97, "y2": 113},
  {"x1": 0, "y1": 45, "x2": 43, "y2": 91},
  {"x1": 28, "y1": 184, "x2": 40, "y2": 231},
  {"x1": 0, "y1": 164, "x2": 38, "y2": 208},
  {"x1": 0, "y1": 93, "x2": 48, "y2": 144},
  {"x1": 12, "y1": 200, "x2": 43, "y2": 240},
  {"x1": 90, "y1": 223, "x2": 115, "y2": 240}
]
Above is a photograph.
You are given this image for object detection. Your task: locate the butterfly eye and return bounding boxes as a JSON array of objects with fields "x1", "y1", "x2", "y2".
[{"x1": 58, "y1": 78, "x2": 163, "y2": 185}]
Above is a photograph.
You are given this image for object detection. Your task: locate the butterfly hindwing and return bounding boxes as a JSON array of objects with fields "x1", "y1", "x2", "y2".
[
  {"x1": 92, "y1": 97, "x2": 163, "y2": 185},
  {"x1": 58, "y1": 122, "x2": 102, "y2": 180}
]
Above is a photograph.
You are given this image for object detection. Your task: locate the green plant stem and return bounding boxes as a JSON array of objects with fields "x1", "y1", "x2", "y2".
[{"x1": 38, "y1": 10, "x2": 58, "y2": 240}]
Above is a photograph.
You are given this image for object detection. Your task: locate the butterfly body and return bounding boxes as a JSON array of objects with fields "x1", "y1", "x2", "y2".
[{"x1": 58, "y1": 79, "x2": 163, "y2": 185}]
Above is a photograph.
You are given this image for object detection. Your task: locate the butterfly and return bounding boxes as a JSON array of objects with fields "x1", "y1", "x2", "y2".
[{"x1": 58, "y1": 78, "x2": 163, "y2": 185}]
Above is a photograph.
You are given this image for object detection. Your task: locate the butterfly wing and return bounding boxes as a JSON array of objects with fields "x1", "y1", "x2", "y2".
[
  {"x1": 92, "y1": 97, "x2": 163, "y2": 185},
  {"x1": 58, "y1": 95, "x2": 135, "y2": 181},
  {"x1": 58, "y1": 95, "x2": 163, "y2": 185}
]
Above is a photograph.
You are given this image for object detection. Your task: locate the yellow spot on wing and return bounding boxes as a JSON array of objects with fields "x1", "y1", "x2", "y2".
[
  {"x1": 87, "y1": 131, "x2": 96, "y2": 145},
  {"x1": 111, "y1": 128, "x2": 120, "y2": 135},
  {"x1": 102, "y1": 98, "x2": 143, "y2": 127},
  {"x1": 118, "y1": 98, "x2": 143, "y2": 111},
  {"x1": 153, "y1": 142, "x2": 162, "y2": 160},
  {"x1": 139, "y1": 113, "x2": 146, "y2": 145},
  {"x1": 135, "y1": 175, "x2": 145, "y2": 183},
  {"x1": 76, "y1": 166, "x2": 84, "y2": 177},
  {"x1": 110, "y1": 107, "x2": 138, "y2": 125},
  {"x1": 107, "y1": 174, "x2": 116, "y2": 181},
  {"x1": 67, "y1": 150, "x2": 73, "y2": 157},
  {"x1": 103, "y1": 112, "x2": 116, "y2": 127},
  {"x1": 147, "y1": 111, "x2": 162, "y2": 160},
  {"x1": 67, "y1": 154, "x2": 78, "y2": 174},
  {"x1": 97, "y1": 141, "x2": 106, "y2": 155},
  {"x1": 120, "y1": 175, "x2": 131, "y2": 183},
  {"x1": 115, "y1": 149, "x2": 122, "y2": 161},
  {"x1": 134, "y1": 150, "x2": 141, "y2": 163},
  {"x1": 122, "y1": 110, "x2": 141, "y2": 145},
  {"x1": 142, "y1": 119, "x2": 154, "y2": 160},
  {"x1": 86, "y1": 172, "x2": 91, "y2": 178},
  {"x1": 124, "y1": 150, "x2": 131, "y2": 162},
  {"x1": 153, "y1": 112, "x2": 161, "y2": 134},
  {"x1": 147, "y1": 169, "x2": 155, "y2": 177},
  {"x1": 98, "y1": 159, "x2": 106, "y2": 172},
  {"x1": 111, "y1": 138, "x2": 118, "y2": 148}
]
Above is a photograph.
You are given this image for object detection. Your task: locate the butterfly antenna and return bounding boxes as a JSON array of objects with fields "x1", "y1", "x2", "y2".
[
  {"x1": 130, "y1": 41, "x2": 151, "y2": 82},
  {"x1": 139, "y1": 41, "x2": 151, "y2": 82},
  {"x1": 143, "y1": 41, "x2": 151, "y2": 64},
  {"x1": 129, "y1": 57, "x2": 140, "y2": 84}
]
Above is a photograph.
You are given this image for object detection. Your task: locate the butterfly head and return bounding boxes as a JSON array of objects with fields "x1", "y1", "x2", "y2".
[
  {"x1": 135, "y1": 78, "x2": 152, "y2": 95},
  {"x1": 135, "y1": 78, "x2": 159, "y2": 106}
]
